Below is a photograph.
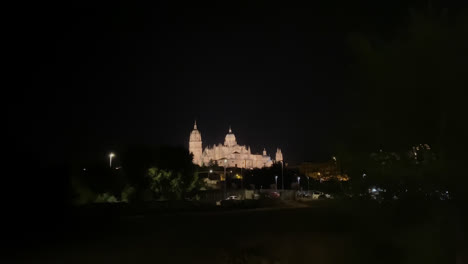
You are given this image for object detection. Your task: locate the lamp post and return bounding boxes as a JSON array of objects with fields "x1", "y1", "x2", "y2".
[
  {"x1": 281, "y1": 160, "x2": 284, "y2": 191},
  {"x1": 307, "y1": 176, "x2": 309, "y2": 194},
  {"x1": 240, "y1": 166, "x2": 243, "y2": 190},
  {"x1": 224, "y1": 159, "x2": 227, "y2": 199},
  {"x1": 297, "y1": 176, "x2": 300, "y2": 190},
  {"x1": 275, "y1": 175, "x2": 278, "y2": 190},
  {"x1": 109, "y1": 153, "x2": 115, "y2": 168}
]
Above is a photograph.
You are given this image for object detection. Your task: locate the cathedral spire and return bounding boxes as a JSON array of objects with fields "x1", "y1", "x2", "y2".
[{"x1": 194, "y1": 120, "x2": 197, "y2": 130}]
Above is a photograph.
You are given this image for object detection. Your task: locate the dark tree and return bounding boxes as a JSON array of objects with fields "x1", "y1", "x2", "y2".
[
  {"x1": 77, "y1": 162, "x2": 126, "y2": 198},
  {"x1": 340, "y1": 6, "x2": 468, "y2": 199},
  {"x1": 120, "y1": 144, "x2": 197, "y2": 200}
]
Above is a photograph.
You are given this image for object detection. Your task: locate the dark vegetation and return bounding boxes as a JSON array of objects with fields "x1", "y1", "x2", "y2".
[{"x1": 70, "y1": 144, "x2": 201, "y2": 204}]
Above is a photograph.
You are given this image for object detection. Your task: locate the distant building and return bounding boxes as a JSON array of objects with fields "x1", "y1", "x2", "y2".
[
  {"x1": 299, "y1": 159, "x2": 349, "y2": 181},
  {"x1": 188, "y1": 121, "x2": 283, "y2": 168},
  {"x1": 408, "y1": 143, "x2": 435, "y2": 164},
  {"x1": 275, "y1": 148, "x2": 283, "y2": 163}
]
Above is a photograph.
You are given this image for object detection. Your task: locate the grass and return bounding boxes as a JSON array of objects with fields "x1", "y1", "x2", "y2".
[{"x1": 10, "y1": 199, "x2": 466, "y2": 263}]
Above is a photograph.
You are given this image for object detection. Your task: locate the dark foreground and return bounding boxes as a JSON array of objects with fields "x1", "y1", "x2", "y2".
[{"x1": 7, "y1": 200, "x2": 467, "y2": 264}]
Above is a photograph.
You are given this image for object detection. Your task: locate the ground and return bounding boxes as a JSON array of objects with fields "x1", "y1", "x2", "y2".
[{"x1": 8, "y1": 200, "x2": 466, "y2": 264}]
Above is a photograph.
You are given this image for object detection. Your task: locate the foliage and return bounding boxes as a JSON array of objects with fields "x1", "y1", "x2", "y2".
[
  {"x1": 241, "y1": 163, "x2": 298, "y2": 190},
  {"x1": 147, "y1": 167, "x2": 200, "y2": 200},
  {"x1": 341, "y1": 6, "x2": 468, "y2": 199},
  {"x1": 121, "y1": 185, "x2": 136, "y2": 203},
  {"x1": 94, "y1": 192, "x2": 119, "y2": 203},
  {"x1": 71, "y1": 144, "x2": 202, "y2": 204},
  {"x1": 118, "y1": 144, "x2": 199, "y2": 201},
  {"x1": 70, "y1": 175, "x2": 97, "y2": 205},
  {"x1": 75, "y1": 162, "x2": 126, "y2": 199},
  {"x1": 120, "y1": 145, "x2": 194, "y2": 186}
]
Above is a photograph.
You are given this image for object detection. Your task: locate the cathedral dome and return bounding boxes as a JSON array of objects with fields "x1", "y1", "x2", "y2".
[
  {"x1": 224, "y1": 126, "x2": 237, "y2": 147},
  {"x1": 189, "y1": 121, "x2": 202, "y2": 142}
]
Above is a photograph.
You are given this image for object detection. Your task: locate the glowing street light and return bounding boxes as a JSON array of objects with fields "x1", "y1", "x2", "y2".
[
  {"x1": 109, "y1": 153, "x2": 115, "y2": 168},
  {"x1": 297, "y1": 176, "x2": 301, "y2": 189},
  {"x1": 209, "y1": 169, "x2": 213, "y2": 173},
  {"x1": 275, "y1": 175, "x2": 278, "y2": 190}
]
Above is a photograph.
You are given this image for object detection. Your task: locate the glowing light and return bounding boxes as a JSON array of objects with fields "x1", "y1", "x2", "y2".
[{"x1": 109, "y1": 153, "x2": 115, "y2": 168}]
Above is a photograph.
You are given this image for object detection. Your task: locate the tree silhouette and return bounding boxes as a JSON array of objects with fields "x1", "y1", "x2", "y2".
[
  {"x1": 120, "y1": 144, "x2": 198, "y2": 200},
  {"x1": 342, "y1": 6, "x2": 467, "y2": 199}
]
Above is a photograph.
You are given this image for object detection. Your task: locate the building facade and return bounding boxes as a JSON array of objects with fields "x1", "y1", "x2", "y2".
[{"x1": 189, "y1": 121, "x2": 283, "y2": 168}]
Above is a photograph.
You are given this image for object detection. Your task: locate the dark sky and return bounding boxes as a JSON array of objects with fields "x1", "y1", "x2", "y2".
[{"x1": 9, "y1": 1, "x2": 430, "y2": 166}]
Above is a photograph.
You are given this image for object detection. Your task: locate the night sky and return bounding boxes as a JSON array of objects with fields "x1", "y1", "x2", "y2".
[{"x1": 8, "y1": 1, "x2": 451, "y2": 166}]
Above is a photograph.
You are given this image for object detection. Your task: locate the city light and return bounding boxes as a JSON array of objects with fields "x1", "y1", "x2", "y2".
[{"x1": 109, "y1": 153, "x2": 115, "y2": 168}]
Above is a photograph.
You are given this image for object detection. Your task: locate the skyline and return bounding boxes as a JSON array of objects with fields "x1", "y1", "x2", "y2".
[{"x1": 8, "y1": 2, "x2": 466, "y2": 167}]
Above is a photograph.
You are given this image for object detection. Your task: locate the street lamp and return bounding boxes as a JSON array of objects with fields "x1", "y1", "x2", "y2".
[
  {"x1": 281, "y1": 160, "x2": 284, "y2": 191},
  {"x1": 275, "y1": 175, "x2": 278, "y2": 190},
  {"x1": 109, "y1": 153, "x2": 115, "y2": 168},
  {"x1": 240, "y1": 166, "x2": 243, "y2": 190},
  {"x1": 224, "y1": 159, "x2": 227, "y2": 199},
  {"x1": 297, "y1": 176, "x2": 300, "y2": 190}
]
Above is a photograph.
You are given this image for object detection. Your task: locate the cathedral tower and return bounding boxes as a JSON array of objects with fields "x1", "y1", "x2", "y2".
[
  {"x1": 189, "y1": 121, "x2": 203, "y2": 166},
  {"x1": 275, "y1": 148, "x2": 283, "y2": 162},
  {"x1": 224, "y1": 126, "x2": 237, "y2": 147}
]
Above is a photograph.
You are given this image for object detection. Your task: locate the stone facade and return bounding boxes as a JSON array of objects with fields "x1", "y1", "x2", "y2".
[
  {"x1": 188, "y1": 121, "x2": 203, "y2": 165},
  {"x1": 188, "y1": 122, "x2": 283, "y2": 168}
]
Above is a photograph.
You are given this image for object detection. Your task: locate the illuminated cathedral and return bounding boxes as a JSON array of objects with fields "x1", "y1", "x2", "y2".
[{"x1": 189, "y1": 121, "x2": 283, "y2": 168}]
